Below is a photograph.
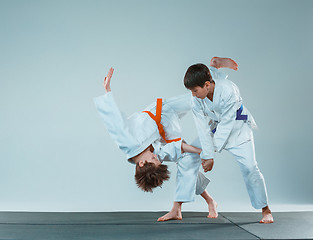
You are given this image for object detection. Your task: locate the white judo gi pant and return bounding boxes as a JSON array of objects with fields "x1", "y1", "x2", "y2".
[
  {"x1": 225, "y1": 136, "x2": 268, "y2": 209},
  {"x1": 162, "y1": 94, "x2": 210, "y2": 202},
  {"x1": 175, "y1": 153, "x2": 210, "y2": 202}
]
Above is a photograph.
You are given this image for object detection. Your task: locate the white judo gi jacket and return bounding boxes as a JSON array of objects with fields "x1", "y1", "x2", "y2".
[
  {"x1": 94, "y1": 92, "x2": 185, "y2": 161},
  {"x1": 192, "y1": 78, "x2": 257, "y2": 160}
]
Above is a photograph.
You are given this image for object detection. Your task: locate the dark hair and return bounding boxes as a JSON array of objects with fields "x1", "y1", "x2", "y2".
[
  {"x1": 184, "y1": 63, "x2": 213, "y2": 89},
  {"x1": 135, "y1": 162, "x2": 170, "y2": 192}
]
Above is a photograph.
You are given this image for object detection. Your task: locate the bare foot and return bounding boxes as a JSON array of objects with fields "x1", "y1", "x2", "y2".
[
  {"x1": 260, "y1": 206, "x2": 274, "y2": 224},
  {"x1": 157, "y1": 210, "x2": 182, "y2": 222},
  {"x1": 207, "y1": 200, "x2": 218, "y2": 218},
  {"x1": 210, "y1": 57, "x2": 238, "y2": 71}
]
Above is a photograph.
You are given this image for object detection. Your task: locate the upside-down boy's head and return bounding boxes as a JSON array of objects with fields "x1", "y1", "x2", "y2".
[{"x1": 135, "y1": 162, "x2": 170, "y2": 192}]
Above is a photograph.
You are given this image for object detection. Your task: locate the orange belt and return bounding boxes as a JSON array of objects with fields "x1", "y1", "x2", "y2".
[{"x1": 143, "y1": 98, "x2": 181, "y2": 143}]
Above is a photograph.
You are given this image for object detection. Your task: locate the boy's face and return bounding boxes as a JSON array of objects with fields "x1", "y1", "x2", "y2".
[
  {"x1": 189, "y1": 83, "x2": 210, "y2": 99},
  {"x1": 138, "y1": 150, "x2": 161, "y2": 168}
]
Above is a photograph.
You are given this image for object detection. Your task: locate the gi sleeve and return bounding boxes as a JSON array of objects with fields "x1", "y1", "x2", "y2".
[
  {"x1": 163, "y1": 93, "x2": 192, "y2": 119},
  {"x1": 191, "y1": 98, "x2": 215, "y2": 160},
  {"x1": 93, "y1": 92, "x2": 139, "y2": 156},
  {"x1": 157, "y1": 140, "x2": 183, "y2": 162},
  {"x1": 213, "y1": 90, "x2": 238, "y2": 152}
]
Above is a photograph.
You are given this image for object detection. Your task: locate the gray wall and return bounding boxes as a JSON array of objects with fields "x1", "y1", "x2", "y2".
[{"x1": 0, "y1": 0, "x2": 312, "y2": 211}]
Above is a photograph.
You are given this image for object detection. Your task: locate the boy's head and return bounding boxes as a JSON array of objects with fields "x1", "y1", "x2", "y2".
[
  {"x1": 135, "y1": 162, "x2": 170, "y2": 192},
  {"x1": 184, "y1": 63, "x2": 214, "y2": 99},
  {"x1": 131, "y1": 146, "x2": 170, "y2": 192}
]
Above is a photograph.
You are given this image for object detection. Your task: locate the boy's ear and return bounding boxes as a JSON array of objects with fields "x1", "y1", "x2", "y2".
[
  {"x1": 204, "y1": 81, "x2": 211, "y2": 88},
  {"x1": 138, "y1": 160, "x2": 145, "y2": 168}
]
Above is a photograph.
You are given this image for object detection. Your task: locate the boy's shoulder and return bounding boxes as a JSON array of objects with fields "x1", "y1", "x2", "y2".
[
  {"x1": 216, "y1": 78, "x2": 235, "y2": 88},
  {"x1": 216, "y1": 78, "x2": 235, "y2": 92},
  {"x1": 215, "y1": 78, "x2": 240, "y2": 101}
]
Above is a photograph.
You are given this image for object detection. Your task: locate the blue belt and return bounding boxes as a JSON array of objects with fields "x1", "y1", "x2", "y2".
[
  {"x1": 236, "y1": 104, "x2": 247, "y2": 121},
  {"x1": 211, "y1": 105, "x2": 247, "y2": 134}
]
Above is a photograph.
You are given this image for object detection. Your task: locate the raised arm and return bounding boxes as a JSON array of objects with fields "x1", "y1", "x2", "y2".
[
  {"x1": 210, "y1": 57, "x2": 238, "y2": 71},
  {"x1": 94, "y1": 67, "x2": 140, "y2": 159}
]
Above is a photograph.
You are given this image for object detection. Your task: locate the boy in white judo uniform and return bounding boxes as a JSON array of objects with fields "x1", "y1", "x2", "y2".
[
  {"x1": 94, "y1": 59, "x2": 237, "y2": 221},
  {"x1": 184, "y1": 62, "x2": 274, "y2": 223}
]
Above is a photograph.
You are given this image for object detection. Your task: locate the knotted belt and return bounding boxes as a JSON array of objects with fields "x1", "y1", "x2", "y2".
[
  {"x1": 211, "y1": 104, "x2": 247, "y2": 134},
  {"x1": 143, "y1": 98, "x2": 181, "y2": 143}
]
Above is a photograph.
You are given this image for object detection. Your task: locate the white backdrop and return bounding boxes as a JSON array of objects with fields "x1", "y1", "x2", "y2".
[{"x1": 0, "y1": 0, "x2": 312, "y2": 211}]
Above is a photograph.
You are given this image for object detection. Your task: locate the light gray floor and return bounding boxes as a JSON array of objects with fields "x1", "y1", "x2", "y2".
[{"x1": 0, "y1": 211, "x2": 312, "y2": 240}]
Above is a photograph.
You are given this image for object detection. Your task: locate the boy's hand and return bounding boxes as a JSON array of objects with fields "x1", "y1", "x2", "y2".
[
  {"x1": 202, "y1": 158, "x2": 214, "y2": 172},
  {"x1": 103, "y1": 67, "x2": 114, "y2": 92}
]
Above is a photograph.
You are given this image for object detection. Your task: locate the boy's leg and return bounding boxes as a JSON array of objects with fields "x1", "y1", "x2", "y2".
[
  {"x1": 157, "y1": 153, "x2": 200, "y2": 222},
  {"x1": 158, "y1": 190, "x2": 218, "y2": 221},
  {"x1": 175, "y1": 152, "x2": 202, "y2": 202},
  {"x1": 158, "y1": 151, "x2": 210, "y2": 221},
  {"x1": 175, "y1": 139, "x2": 210, "y2": 202},
  {"x1": 227, "y1": 138, "x2": 274, "y2": 223},
  {"x1": 157, "y1": 202, "x2": 182, "y2": 221},
  {"x1": 200, "y1": 190, "x2": 218, "y2": 218}
]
